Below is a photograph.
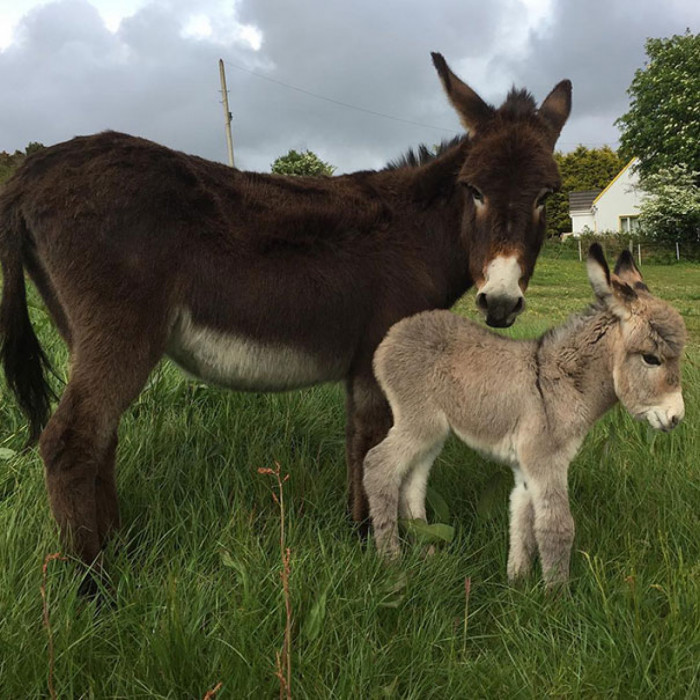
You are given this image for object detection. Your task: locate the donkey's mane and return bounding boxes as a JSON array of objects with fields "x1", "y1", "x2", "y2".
[
  {"x1": 385, "y1": 135, "x2": 466, "y2": 170},
  {"x1": 499, "y1": 88, "x2": 538, "y2": 120}
]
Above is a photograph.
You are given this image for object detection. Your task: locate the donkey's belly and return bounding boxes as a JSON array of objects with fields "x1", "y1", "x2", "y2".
[{"x1": 166, "y1": 310, "x2": 348, "y2": 391}]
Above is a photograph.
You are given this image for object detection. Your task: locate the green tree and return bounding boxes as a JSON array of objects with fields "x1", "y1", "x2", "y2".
[
  {"x1": 0, "y1": 142, "x2": 45, "y2": 185},
  {"x1": 24, "y1": 141, "x2": 45, "y2": 156},
  {"x1": 271, "y1": 149, "x2": 335, "y2": 177},
  {"x1": 547, "y1": 145, "x2": 625, "y2": 236},
  {"x1": 638, "y1": 164, "x2": 700, "y2": 244},
  {"x1": 616, "y1": 31, "x2": 700, "y2": 177}
]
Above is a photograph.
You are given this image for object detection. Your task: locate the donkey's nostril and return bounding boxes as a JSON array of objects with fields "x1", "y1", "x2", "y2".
[
  {"x1": 670, "y1": 414, "x2": 680, "y2": 429},
  {"x1": 512, "y1": 297, "x2": 524, "y2": 314},
  {"x1": 476, "y1": 292, "x2": 488, "y2": 312}
]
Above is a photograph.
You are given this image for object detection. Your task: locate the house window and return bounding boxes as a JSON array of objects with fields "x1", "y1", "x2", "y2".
[{"x1": 619, "y1": 216, "x2": 640, "y2": 233}]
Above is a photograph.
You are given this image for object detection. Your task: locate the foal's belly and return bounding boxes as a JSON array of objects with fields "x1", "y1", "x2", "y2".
[
  {"x1": 451, "y1": 424, "x2": 520, "y2": 468},
  {"x1": 166, "y1": 310, "x2": 349, "y2": 391}
]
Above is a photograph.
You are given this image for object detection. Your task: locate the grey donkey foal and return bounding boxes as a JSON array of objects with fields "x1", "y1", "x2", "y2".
[{"x1": 364, "y1": 245, "x2": 686, "y2": 586}]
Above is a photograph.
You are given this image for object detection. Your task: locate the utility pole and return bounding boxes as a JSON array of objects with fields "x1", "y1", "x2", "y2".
[{"x1": 219, "y1": 59, "x2": 235, "y2": 167}]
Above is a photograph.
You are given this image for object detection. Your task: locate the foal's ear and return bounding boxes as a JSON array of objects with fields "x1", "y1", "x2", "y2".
[
  {"x1": 614, "y1": 249, "x2": 649, "y2": 292},
  {"x1": 431, "y1": 52, "x2": 494, "y2": 135},
  {"x1": 588, "y1": 244, "x2": 636, "y2": 318},
  {"x1": 538, "y1": 80, "x2": 572, "y2": 148},
  {"x1": 587, "y1": 243, "x2": 611, "y2": 300}
]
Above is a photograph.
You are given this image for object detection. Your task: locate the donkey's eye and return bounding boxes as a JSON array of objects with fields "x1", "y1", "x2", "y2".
[
  {"x1": 536, "y1": 190, "x2": 553, "y2": 208},
  {"x1": 463, "y1": 183, "x2": 484, "y2": 204},
  {"x1": 642, "y1": 353, "x2": 662, "y2": 366}
]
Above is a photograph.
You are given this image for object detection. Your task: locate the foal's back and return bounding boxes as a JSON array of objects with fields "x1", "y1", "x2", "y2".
[{"x1": 374, "y1": 310, "x2": 538, "y2": 444}]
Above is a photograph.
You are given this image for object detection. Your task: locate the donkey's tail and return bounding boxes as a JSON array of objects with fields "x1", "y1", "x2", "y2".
[{"x1": 0, "y1": 205, "x2": 53, "y2": 443}]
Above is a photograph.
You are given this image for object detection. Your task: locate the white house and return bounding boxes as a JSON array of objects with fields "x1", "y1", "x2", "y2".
[{"x1": 569, "y1": 158, "x2": 646, "y2": 235}]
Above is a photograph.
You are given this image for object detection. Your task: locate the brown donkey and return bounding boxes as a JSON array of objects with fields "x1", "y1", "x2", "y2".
[
  {"x1": 364, "y1": 245, "x2": 686, "y2": 586},
  {"x1": 0, "y1": 53, "x2": 571, "y2": 571}
]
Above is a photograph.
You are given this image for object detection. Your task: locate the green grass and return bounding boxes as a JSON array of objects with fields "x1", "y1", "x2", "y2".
[{"x1": 1, "y1": 258, "x2": 699, "y2": 698}]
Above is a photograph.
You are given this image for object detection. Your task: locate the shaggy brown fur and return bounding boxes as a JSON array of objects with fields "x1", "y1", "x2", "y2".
[{"x1": 0, "y1": 53, "x2": 571, "y2": 571}]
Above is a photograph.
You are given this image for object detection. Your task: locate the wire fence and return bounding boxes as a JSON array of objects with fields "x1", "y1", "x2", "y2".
[{"x1": 544, "y1": 235, "x2": 700, "y2": 264}]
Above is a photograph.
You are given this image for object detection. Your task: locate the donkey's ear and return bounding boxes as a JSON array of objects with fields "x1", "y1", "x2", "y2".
[
  {"x1": 431, "y1": 52, "x2": 494, "y2": 134},
  {"x1": 614, "y1": 249, "x2": 649, "y2": 292},
  {"x1": 538, "y1": 79, "x2": 572, "y2": 148},
  {"x1": 586, "y1": 243, "x2": 612, "y2": 300}
]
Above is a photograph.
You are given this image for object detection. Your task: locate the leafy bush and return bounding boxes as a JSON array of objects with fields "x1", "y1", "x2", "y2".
[{"x1": 271, "y1": 149, "x2": 335, "y2": 177}]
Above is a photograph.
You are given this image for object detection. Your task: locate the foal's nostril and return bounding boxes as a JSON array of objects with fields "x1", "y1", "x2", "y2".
[
  {"x1": 670, "y1": 414, "x2": 680, "y2": 429},
  {"x1": 476, "y1": 292, "x2": 488, "y2": 312},
  {"x1": 512, "y1": 297, "x2": 524, "y2": 314}
]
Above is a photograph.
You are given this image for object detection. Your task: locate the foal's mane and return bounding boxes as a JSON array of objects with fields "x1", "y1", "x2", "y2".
[
  {"x1": 384, "y1": 135, "x2": 466, "y2": 170},
  {"x1": 537, "y1": 301, "x2": 613, "y2": 351}
]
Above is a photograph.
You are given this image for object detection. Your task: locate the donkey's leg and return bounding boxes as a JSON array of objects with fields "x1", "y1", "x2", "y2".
[
  {"x1": 523, "y1": 463, "x2": 574, "y2": 587},
  {"x1": 24, "y1": 249, "x2": 73, "y2": 347},
  {"x1": 40, "y1": 338, "x2": 160, "y2": 568},
  {"x1": 40, "y1": 381, "x2": 112, "y2": 567},
  {"x1": 507, "y1": 468, "x2": 537, "y2": 582},
  {"x1": 95, "y1": 430, "x2": 120, "y2": 547},
  {"x1": 345, "y1": 376, "x2": 392, "y2": 526}
]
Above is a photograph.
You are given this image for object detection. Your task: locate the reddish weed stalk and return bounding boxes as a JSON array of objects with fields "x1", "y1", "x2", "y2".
[
  {"x1": 258, "y1": 462, "x2": 292, "y2": 700},
  {"x1": 41, "y1": 552, "x2": 66, "y2": 700},
  {"x1": 203, "y1": 681, "x2": 223, "y2": 699}
]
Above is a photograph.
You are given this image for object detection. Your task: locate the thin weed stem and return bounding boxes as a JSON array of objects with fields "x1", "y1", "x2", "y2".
[{"x1": 259, "y1": 462, "x2": 292, "y2": 700}]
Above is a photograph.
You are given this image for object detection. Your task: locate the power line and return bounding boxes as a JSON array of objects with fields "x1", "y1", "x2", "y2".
[
  {"x1": 223, "y1": 59, "x2": 621, "y2": 150},
  {"x1": 222, "y1": 59, "x2": 460, "y2": 134}
]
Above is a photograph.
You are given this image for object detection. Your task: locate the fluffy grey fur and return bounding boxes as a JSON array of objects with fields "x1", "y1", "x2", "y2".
[{"x1": 364, "y1": 245, "x2": 686, "y2": 586}]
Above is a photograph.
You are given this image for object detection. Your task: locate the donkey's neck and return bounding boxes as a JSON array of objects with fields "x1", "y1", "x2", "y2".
[
  {"x1": 373, "y1": 138, "x2": 472, "y2": 306},
  {"x1": 537, "y1": 306, "x2": 620, "y2": 435}
]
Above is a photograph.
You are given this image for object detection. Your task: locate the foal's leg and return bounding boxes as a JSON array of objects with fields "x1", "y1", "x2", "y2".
[
  {"x1": 364, "y1": 421, "x2": 448, "y2": 558},
  {"x1": 398, "y1": 439, "x2": 445, "y2": 521},
  {"x1": 345, "y1": 376, "x2": 392, "y2": 525},
  {"x1": 507, "y1": 467, "x2": 537, "y2": 582},
  {"x1": 521, "y1": 460, "x2": 574, "y2": 587}
]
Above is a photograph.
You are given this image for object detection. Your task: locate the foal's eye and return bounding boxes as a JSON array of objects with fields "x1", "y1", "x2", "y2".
[{"x1": 642, "y1": 353, "x2": 662, "y2": 366}]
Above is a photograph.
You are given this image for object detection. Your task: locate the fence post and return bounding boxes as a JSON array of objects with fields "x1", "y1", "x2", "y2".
[
  {"x1": 637, "y1": 244, "x2": 642, "y2": 268},
  {"x1": 578, "y1": 239, "x2": 582, "y2": 262},
  {"x1": 676, "y1": 241, "x2": 680, "y2": 261}
]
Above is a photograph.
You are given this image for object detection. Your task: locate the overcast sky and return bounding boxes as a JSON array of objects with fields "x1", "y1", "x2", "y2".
[{"x1": 0, "y1": 0, "x2": 698, "y2": 173}]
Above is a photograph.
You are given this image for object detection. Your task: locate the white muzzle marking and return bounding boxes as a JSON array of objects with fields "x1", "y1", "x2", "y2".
[
  {"x1": 477, "y1": 255, "x2": 525, "y2": 326},
  {"x1": 640, "y1": 391, "x2": 685, "y2": 431}
]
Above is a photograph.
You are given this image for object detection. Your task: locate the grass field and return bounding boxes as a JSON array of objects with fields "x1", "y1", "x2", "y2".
[{"x1": 1, "y1": 257, "x2": 698, "y2": 698}]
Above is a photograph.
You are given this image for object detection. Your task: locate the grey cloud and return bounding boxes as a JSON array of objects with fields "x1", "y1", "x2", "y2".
[
  {"x1": 0, "y1": 0, "x2": 696, "y2": 173},
  {"x1": 491, "y1": 0, "x2": 700, "y2": 149}
]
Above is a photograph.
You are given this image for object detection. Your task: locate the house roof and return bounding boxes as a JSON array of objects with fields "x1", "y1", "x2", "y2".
[
  {"x1": 569, "y1": 190, "x2": 601, "y2": 212},
  {"x1": 592, "y1": 158, "x2": 638, "y2": 205}
]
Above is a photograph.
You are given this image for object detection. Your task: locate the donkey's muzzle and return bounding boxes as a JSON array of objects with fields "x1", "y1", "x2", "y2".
[{"x1": 477, "y1": 292, "x2": 525, "y2": 328}]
